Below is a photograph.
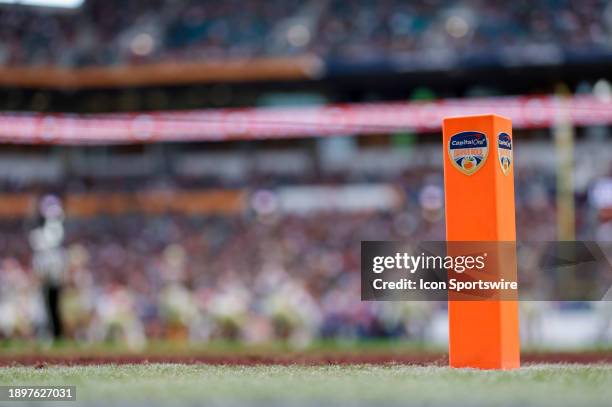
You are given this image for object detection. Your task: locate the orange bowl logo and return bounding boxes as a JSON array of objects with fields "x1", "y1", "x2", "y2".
[
  {"x1": 448, "y1": 131, "x2": 488, "y2": 175},
  {"x1": 498, "y1": 132, "x2": 512, "y2": 175}
]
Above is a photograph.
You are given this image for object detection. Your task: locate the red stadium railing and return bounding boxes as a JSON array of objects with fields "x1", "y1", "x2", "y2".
[{"x1": 0, "y1": 94, "x2": 609, "y2": 144}]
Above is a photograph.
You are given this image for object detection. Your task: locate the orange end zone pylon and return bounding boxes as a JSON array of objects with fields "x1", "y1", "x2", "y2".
[{"x1": 442, "y1": 114, "x2": 520, "y2": 370}]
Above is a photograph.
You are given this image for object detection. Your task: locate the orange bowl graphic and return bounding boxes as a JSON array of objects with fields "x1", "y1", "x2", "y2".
[
  {"x1": 462, "y1": 157, "x2": 476, "y2": 170},
  {"x1": 448, "y1": 131, "x2": 488, "y2": 175}
]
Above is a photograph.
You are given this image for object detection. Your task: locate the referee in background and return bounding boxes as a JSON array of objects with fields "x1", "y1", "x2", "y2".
[{"x1": 29, "y1": 195, "x2": 67, "y2": 341}]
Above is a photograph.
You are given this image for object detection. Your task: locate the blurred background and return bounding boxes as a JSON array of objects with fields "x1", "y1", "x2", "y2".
[{"x1": 0, "y1": 0, "x2": 611, "y2": 352}]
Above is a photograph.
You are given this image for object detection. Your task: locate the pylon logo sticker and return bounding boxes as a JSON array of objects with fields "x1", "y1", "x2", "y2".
[
  {"x1": 498, "y1": 132, "x2": 512, "y2": 175},
  {"x1": 448, "y1": 131, "x2": 488, "y2": 175}
]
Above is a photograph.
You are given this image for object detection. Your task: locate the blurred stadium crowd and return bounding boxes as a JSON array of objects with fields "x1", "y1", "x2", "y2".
[
  {"x1": 1, "y1": 0, "x2": 612, "y2": 67},
  {"x1": 0, "y1": 147, "x2": 610, "y2": 347},
  {"x1": 0, "y1": 0, "x2": 611, "y2": 351}
]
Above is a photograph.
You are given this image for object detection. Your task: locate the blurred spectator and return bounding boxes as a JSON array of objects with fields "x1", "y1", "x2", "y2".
[
  {"x1": 1, "y1": 0, "x2": 611, "y2": 67},
  {"x1": 0, "y1": 157, "x2": 608, "y2": 346}
]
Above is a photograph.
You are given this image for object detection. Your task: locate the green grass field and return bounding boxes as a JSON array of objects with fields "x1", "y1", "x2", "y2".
[
  {"x1": 2, "y1": 339, "x2": 611, "y2": 358},
  {"x1": 1, "y1": 364, "x2": 612, "y2": 406},
  {"x1": 0, "y1": 339, "x2": 437, "y2": 357}
]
